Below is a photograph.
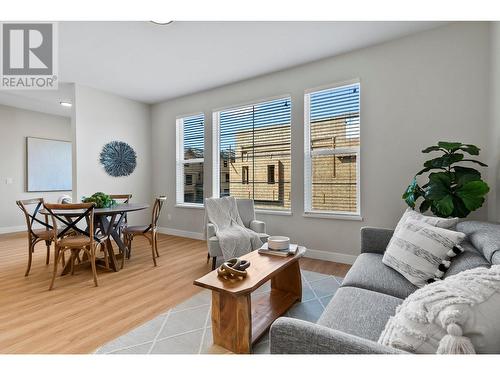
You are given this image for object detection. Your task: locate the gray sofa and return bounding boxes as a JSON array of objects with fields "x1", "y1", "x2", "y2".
[{"x1": 270, "y1": 220, "x2": 500, "y2": 354}]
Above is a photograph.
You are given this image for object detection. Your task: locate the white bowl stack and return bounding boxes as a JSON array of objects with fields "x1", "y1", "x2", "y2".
[{"x1": 267, "y1": 236, "x2": 290, "y2": 250}]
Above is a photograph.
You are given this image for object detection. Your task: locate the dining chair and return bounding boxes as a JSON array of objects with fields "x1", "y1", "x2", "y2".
[
  {"x1": 109, "y1": 194, "x2": 132, "y2": 237},
  {"x1": 44, "y1": 202, "x2": 105, "y2": 290},
  {"x1": 16, "y1": 198, "x2": 59, "y2": 276},
  {"x1": 123, "y1": 196, "x2": 166, "y2": 267}
]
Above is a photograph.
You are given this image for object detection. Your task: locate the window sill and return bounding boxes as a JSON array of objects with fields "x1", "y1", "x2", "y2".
[
  {"x1": 303, "y1": 212, "x2": 363, "y2": 221},
  {"x1": 255, "y1": 209, "x2": 292, "y2": 216},
  {"x1": 175, "y1": 203, "x2": 204, "y2": 210}
]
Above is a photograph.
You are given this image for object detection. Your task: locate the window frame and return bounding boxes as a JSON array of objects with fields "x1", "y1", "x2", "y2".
[
  {"x1": 212, "y1": 94, "x2": 292, "y2": 213},
  {"x1": 176, "y1": 113, "x2": 205, "y2": 208},
  {"x1": 304, "y1": 80, "x2": 361, "y2": 218}
]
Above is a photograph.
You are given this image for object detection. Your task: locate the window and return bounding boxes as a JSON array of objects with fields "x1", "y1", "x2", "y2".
[
  {"x1": 304, "y1": 82, "x2": 360, "y2": 215},
  {"x1": 242, "y1": 166, "x2": 249, "y2": 184},
  {"x1": 176, "y1": 113, "x2": 204, "y2": 206},
  {"x1": 267, "y1": 165, "x2": 275, "y2": 184},
  {"x1": 213, "y1": 97, "x2": 291, "y2": 211}
]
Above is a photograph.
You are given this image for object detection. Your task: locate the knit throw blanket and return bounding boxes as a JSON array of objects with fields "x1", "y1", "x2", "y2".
[
  {"x1": 205, "y1": 197, "x2": 262, "y2": 260},
  {"x1": 378, "y1": 265, "x2": 500, "y2": 354}
]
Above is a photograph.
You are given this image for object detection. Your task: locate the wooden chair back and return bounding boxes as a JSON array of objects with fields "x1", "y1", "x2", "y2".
[
  {"x1": 109, "y1": 194, "x2": 132, "y2": 204},
  {"x1": 16, "y1": 198, "x2": 51, "y2": 235},
  {"x1": 151, "y1": 196, "x2": 167, "y2": 229},
  {"x1": 43, "y1": 203, "x2": 96, "y2": 246}
]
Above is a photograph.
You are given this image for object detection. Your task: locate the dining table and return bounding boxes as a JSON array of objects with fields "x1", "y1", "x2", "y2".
[{"x1": 40, "y1": 203, "x2": 149, "y2": 274}]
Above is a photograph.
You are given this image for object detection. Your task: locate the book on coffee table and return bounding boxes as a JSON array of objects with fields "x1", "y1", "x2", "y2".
[{"x1": 258, "y1": 243, "x2": 298, "y2": 257}]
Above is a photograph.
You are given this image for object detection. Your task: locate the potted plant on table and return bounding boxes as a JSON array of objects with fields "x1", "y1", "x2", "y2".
[
  {"x1": 81, "y1": 192, "x2": 117, "y2": 208},
  {"x1": 403, "y1": 142, "x2": 489, "y2": 218}
]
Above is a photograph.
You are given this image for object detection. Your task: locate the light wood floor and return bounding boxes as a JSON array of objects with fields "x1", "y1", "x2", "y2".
[{"x1": 0, "y1": 232, "x2": 350, "y2": 354}]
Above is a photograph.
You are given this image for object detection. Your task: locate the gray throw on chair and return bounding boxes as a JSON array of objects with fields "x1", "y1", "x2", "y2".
[{"x1": 205, "y1": 197, "x2": 263, "y2": 260}]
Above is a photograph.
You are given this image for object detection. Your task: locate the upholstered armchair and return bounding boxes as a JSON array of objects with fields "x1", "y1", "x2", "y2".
[{"x1": 206, "y1": 199, "x2": 269, "y2": 270}]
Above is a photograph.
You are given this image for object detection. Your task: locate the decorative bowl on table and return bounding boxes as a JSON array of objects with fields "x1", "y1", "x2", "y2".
[{"x1": 267, "y1": 236, "x2": 290, "y2": 250}]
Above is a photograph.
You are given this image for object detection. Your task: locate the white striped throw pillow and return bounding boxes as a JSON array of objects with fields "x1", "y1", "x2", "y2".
[
  {"x1": 383, "y1": 219, "x2": 465, "y2": 287},
  {"x1": 394, "y1": 208, "x2": 458, "y2": 235}
]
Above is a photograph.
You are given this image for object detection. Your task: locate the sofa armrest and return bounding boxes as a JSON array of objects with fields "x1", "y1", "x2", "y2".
[
  {"x1": 360, "y1": 227, "x2": 394, "y2": 255},
  {"x1": 270, "y1": 317, "x2": 403, "y2": 354},
  {"x1": 249, "y1": 219, "x2": 266, "y2": 234},
  {"x1": 207, "y1": 222, "x2": 216, "y2": 239}
]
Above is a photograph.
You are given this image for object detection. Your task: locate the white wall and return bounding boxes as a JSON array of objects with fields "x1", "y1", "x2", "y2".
[
  {"x1": 489, "y1": 22, "x2": 500, "y2": 222},
  {"x1": 73, "y1": 84, "x2": 152, "y2": 224},
  {"x1": 151, "y1": 22, "x2": 492, "y2": 262},
  {"x1": 0, "y1": 104, "x2": 71, "y2": 233}
]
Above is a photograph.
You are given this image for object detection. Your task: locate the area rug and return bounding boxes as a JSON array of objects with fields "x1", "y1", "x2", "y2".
[{"x1": 95, "y1": 270, "x2": 343, "y2": 354}]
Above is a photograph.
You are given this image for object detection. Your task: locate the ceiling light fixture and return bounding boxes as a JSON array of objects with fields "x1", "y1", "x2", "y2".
[
  {"x1": 59, "y1": 101, "x2": 72, "y2": 107},
  {"x1": 150, "y1": 20, "x2": 174, "y2": 26}
]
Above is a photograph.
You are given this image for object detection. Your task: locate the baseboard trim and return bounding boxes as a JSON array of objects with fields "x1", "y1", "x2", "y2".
[
  {"x1": 0, "y1": 225, "x2": 26, "y2": 235},
  {"x1": 304, "y1": 248, "x2": 357, "y2": 265},
  {"x1": 158, "y1": 227, "x2": 205, "y2": 241}
]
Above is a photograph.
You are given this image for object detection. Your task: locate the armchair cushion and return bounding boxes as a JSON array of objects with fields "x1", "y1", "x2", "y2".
[{"x1": 235, "y1": 199, "x2": 256, "y2": 227}]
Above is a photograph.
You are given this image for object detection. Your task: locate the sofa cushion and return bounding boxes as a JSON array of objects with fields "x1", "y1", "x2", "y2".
[
  {"x1": 317, "y1": 286, "x2": 403, "y2": 342},
  {"x1": 342, "y1": 253, "x2": 418, "y2": 299},
  {"x1": 443, "y1": 240, "x2": 491, "y2": 277},
  {"x1": 456, "y1": 221, "x2": 500, "y2": 264}
]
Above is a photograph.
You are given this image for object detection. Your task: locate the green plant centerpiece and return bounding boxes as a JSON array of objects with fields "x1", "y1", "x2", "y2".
[
  {"x1": 81, "y1": 192, "x2": 117, "y2": 208},
  {"x1": 403, "y1": 142, "x2": 489, "y2": 218}
]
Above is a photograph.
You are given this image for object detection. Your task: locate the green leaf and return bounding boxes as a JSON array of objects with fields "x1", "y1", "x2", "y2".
[
  {"x1": 462, "y1": 159, "x2": 488, "y2": 167},
  {"x1": 459, "y1": 144, "x2": 480, "y2": 155},
  {"x1": 415, "y1": 167, "x2": 431, "y2": 176},
  {"x1": 453, "y1": 166, "x2": 481, "y2": 186},
  {"x1": 423, "y1": 153, "x2": 464, "y2": 169},
  {"x1": 419, "y1": 199, "x2": 431, "y2": 213},
  {"x1": 425, "y1": 173, "x2": 452, "y2": 202},
  {"x1": 437, "y1": 141, "x2": 463, "y2": 152},
  {"x1": 451, "y1": 196, "x2": 471, "y2": 218},
  {"x1": 434, "y1": 195, "x2": 454, "y2": 217},
  {"x1": 456, "y1": 180, "x2": 490, "y2": 211},
  {"x1": 421, "y1": 146, "x2": 443, "y2": 153}
]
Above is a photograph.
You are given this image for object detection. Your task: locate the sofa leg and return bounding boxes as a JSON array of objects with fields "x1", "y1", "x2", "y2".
[{"x1": 212, "y1": 256, "x2": 217, "y2": 271}]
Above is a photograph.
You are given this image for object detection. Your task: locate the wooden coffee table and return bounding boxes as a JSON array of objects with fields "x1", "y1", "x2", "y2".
[{"x1": 194, "y1": 247, "x2": 306, "y2": 353}]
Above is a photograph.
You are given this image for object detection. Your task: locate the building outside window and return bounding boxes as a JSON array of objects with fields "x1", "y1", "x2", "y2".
[
  {"x1": 304, "y1": 82, "x2": 360, "y2": 215},
  {"x1": 176, "y1": 113, "x2": 204, "y2": 205},
  {"x1": 213, "y1": 97, "x2": 292, "y2": 211}
]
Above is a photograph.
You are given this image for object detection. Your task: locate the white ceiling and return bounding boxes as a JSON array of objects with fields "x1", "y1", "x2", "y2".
[
  {"x1": 0, "y1": 22, "x2": 446, "y2": 115},
  {"x1": 59, "y1": 21, "x2": 446, "y2": 104},
  {"x1": 0, "y1": 83, "x2": 73, "y2": 117}
]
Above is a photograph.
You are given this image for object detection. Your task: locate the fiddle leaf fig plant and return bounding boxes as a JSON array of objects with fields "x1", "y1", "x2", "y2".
[{"x1": 403, "y1": 141, "x2": 489, "y2": 218}]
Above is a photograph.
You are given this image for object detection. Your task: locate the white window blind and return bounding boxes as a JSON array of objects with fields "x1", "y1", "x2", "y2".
[
  {"x1": 214, "y1": 97, "x2": 291, "y2": 211},
  {"x1": 176, "y1": 113, "x2": 204, "y2": 206},
  {"x1": 304, "y1": 82, "x2": 360, "y2": 215}
]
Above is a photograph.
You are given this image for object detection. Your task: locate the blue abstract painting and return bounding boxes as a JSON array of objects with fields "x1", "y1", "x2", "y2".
[{"x1": 99, "y1": 141, "x2": 137, "y2": 177}]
